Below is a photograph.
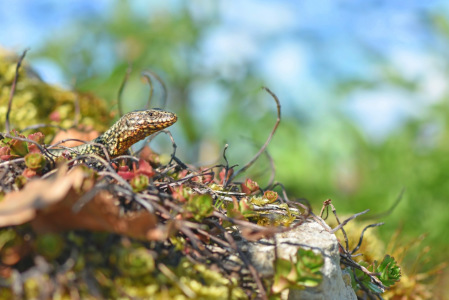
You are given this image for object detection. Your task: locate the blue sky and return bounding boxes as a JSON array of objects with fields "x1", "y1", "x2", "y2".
[{"x1": 1, "y1": 0, "x2": 448, "y2": 142}]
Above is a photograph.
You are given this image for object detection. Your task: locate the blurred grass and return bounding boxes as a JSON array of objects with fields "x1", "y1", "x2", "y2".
[{"x1": 8, "y1": 1, "x2": 449, "y2": 294}]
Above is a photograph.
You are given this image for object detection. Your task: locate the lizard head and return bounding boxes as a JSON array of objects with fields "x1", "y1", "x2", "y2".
[
  {"x1": 124, "y1": 108, "x2": 177, "y2": 133},
  {"x1": 107, "y1": 108, "x2": 177, "y2": 156}
]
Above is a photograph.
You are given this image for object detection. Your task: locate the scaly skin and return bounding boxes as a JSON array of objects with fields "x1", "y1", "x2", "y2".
[{"x1": 50, "y1": 108, "x2": 177, "y2": 158}]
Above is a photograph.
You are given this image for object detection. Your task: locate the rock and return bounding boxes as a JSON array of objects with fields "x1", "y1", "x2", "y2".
[{"x1": 242, "y1": 218, "x2": 357, "y2": 300}]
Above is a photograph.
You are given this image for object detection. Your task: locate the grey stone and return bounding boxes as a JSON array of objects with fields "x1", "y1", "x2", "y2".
[{"x1": 243, "y1": 218, "x2": 357, "y2": 300}]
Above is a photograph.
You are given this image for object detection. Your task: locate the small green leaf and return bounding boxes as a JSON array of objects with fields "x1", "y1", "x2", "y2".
[
  {"x1": 239, "y1": 198, "x2": 255, "y2": 217},
  {"x1": 24, "y1": 153, "x2": 47, "y2": 171},
  {"x1": 295, "y1": 248, "x2": 324, "y2": 287},
  {"x1": 375, "y1": 255, "x2": 401, "y2": 287},
  {"x1": 15, "y1": 175, "x2": 27, "y2": 189},
  {"x1": 272, "y1": 258, "x2": 297, "y2": 294},
  {"x1": 10, "y1": 139, "x2": 29, "y2": 157},
  {"x1": 186, "y1": 195, "x2": 214, "y2": 222},
  {"x1": 116, "y1": 247, "x2": 155, "y2": 277},
  {"x1": 349, "y1": 256, "x2": 400, "y2": 294},
  {"x1": 271, "y1": 248, "x2": 323, "y2": 294},
  {"x1": 130, "y1": 174, "x2": 149, "y2": 192},
  {"x1": 364, "y1": 281, "x2": 384, "y2": 294},
  {"x1": 35, "y1": 233, "x2": 65, "y2": 260},
  {"x1": 250, "y1": 196, "x2": 270, "y2": 206}
]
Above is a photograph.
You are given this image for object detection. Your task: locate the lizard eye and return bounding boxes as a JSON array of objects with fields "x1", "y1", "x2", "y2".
[{"x1": 148, "y1": 112, "x2": 154, "y2": 117}]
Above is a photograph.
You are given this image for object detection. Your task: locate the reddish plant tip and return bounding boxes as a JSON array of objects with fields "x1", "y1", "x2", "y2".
[
  {"x1": 136, "y1": 159, "x2": 155, "y2": 178},
  {"x1": 242, "y1": 178, "x2": 260, "y2": 195},
  {"x1": 263, "y1": 190, "x2": 278, "y2": 203},
  {"x1": 27, "y1": 132, "x2": 45, "y2": 144},
  {"x1": 22, "y1": 168, "x2": 38, "y2": 178},
  {"x1": 118, "y1": 170, "x2": 135, "y2": 180},
  {"x1": 219, "y1": 168, "x2": 233, "y2": 184},
  {"x1": 0, "y1": 146, "x2": 17, "y2": 161},
  {"x1": 49, "y1": 111, "x2": 61, "y2": 122},
  {"x1": 118, "y1": 165, "x2": 130, "y2": 172}
]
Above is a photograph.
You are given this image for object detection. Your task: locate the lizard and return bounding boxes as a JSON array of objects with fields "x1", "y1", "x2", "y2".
[{"x1": 48, "y1": 108, "x2": 177, "y2": 159}]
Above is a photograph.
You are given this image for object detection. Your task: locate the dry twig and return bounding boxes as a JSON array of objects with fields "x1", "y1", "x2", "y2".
[
  {"x1": 142, "y1": 70, "x2": 168, "y2": 109},
  {"x1": 227, "y1": 87, "x2": 281, "y2": 184},
  {"x1": 5, "y1": 49, "x2": 29, "y2": 133}
]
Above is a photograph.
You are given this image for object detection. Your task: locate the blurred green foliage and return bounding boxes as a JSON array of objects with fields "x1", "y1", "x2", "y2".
[
  {"x1": 10, "y1": 1, "x2": 449, "y2": 285},
  {"x1": 271, "y1": 248, "x2": 324, "y2": 294}
]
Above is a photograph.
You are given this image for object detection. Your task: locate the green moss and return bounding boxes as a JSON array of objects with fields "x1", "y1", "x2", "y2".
[
  {"x1": 0, "y1": 52, "x2": 111, "y2": 141},
  {"x1": 35, "y1": 233, "x2": 65, "y2": 260},
  {"x1": 116, "y1": 247, "x2": 155, "y2": 277}
]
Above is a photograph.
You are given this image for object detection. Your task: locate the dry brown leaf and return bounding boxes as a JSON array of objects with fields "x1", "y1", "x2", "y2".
[
  {"x1": 51, "y1": 127, "x2": 99, "y2": 147},
  {"x1": 0, "y1": 166, "x2": 165, "y2": 240},
  {"x1": 31, "y1": 190, "x2": 163, "y2": 240},
  {"x1": 0, "y1": 165, "x2": 82, "y2": 226}
]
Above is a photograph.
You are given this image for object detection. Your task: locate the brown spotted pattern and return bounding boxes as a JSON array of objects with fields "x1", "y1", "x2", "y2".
[{"x1": 50, "y1": 109, "x2": 177, "y2": 158}]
